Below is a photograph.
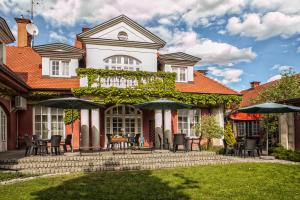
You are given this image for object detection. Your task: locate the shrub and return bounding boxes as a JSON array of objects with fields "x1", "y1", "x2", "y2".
[
  {"x1": 200, "y1": 115, "x2": 223, "y2": 149},
  {"x1": 224, "y1": 122, "x2": 236, "y2": 145},
  {"x1": 271, "y1": 144, "x2": 300, "y2": 162}
]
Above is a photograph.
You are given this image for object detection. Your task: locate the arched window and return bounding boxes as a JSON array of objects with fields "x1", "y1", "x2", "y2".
[
  {"x1": 104, "y1": 55, "x2": 142, "y2": 71},
  {"x1": 105, "y1": 105, "x2": 142, "y2": 136},
  {"x1": 0, "y1": 107, "x2": 7, "y2": 152}
]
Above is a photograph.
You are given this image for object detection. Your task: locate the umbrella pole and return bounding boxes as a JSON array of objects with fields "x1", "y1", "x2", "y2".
[
  {"x1": 71, "y1": 109, "x2": 74, "y2": 153},
  {"x1": 162, "y1": 108, "x2": 165, "y2": 150}
]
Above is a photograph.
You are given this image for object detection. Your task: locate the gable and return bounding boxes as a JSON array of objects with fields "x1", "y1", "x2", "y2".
[
  {"x1": 78, "y1": 15, "x2": 166, "y2": 48},
  {"x1": 90, "y1": 22, "x2": 153, "y2": 43}
]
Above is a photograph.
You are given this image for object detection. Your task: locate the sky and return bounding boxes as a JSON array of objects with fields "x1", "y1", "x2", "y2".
[{"x1": 1, "y1": 0, "x2": 300, "y2": 91}]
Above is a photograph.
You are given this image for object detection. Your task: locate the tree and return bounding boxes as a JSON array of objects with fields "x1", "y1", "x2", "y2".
[
  {"x1": 253, "y1": 70, "x2": 300, "y2": 103},
  {"x1": 224, "y1": 122, "x2": 236, "y2": 146},
  {"x1": 200, "y1": 115, "x2": 224, "y2": 149}
]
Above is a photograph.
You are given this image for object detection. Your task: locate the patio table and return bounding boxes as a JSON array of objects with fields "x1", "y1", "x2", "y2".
[{"x1": 111, "y1": 137, "x2": 129, "y2": 154}]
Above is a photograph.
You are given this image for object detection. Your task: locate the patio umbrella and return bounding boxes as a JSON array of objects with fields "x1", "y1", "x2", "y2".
[
  {"x1": 237, "y1": 102, "x2": 300, "y2": 154},
  {"x1": 37, "y1": 97, "x2": 104, "y2": 152},
  {"x1": 134, "y1": 98, "x2": 193, "y2": 149}
]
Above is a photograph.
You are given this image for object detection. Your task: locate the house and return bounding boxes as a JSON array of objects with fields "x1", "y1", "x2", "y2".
[
  {"x1": 0, "y1": 15, "x2": 240, "y2": 152},
  {"x1": 230, "y1": 80, "x2": 300, "y2": 151}
]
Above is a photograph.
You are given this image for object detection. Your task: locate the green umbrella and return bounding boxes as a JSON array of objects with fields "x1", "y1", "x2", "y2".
[
  {"x1": 238, "y1": 102, "x2": 300, "y2": 155},
  {"x1": 135, "y1": 99, "x2": 193, "y2": 149},
  {"x1": 38, "y1": 97, "x2": 104, "y2": 152}
]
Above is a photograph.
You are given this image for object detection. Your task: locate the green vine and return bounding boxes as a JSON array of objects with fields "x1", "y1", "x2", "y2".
[
  {"x1": 72, "y1": 68, "x2": 242, "y2": 107},
  {"x1": 29, "y1": 91, "x2": 60, "y2": 98},
  {"x1": 64, "y1": 109, "x2": 80, "y2": 125}
]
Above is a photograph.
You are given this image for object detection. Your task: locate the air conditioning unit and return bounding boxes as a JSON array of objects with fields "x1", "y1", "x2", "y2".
[{"x1": 15, "y1": 96, "x2": 27, "y2": 110}]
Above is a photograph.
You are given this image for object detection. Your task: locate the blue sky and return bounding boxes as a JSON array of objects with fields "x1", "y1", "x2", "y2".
[{"x1": 1, "y1": 0, "x2": 300, "y2": 91}]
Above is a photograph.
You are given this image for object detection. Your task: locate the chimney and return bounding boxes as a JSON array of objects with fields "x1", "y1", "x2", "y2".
[
  {"x1": 82, "y1": 27, "x2": 90, "y2": 32},
  {"x1": 15, "y1": 17, "x2": 32, "y2": 47},
  {"x1": 250, "y1": 81, "x2": 260, "y2": 89}
]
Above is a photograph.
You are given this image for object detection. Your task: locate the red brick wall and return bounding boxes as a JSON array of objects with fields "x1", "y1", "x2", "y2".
[{"x1": 65, "y1": 119, "x2": 80, "y2": 150}]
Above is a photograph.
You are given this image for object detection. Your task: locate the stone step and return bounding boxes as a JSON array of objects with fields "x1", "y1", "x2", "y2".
[
  {"x1": 0, "y1": 155, "x2": 231, "y2": 170},
  {"x1": 18, "y1": 159, "x2": 237, "y2": 174},
  {"x1": 0, "y1": 151, "x2": 217, "y2": 164}
]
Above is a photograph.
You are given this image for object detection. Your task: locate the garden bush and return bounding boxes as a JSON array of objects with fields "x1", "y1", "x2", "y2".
[{"x1": 270, "y1": 144, "x2": 300, "y2": 162}]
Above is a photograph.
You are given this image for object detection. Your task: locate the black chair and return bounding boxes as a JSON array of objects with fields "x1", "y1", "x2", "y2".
[
  {"x1": 173, "y1": 134, "x2": 187, "y2": 152},
  {"x1": 50, "y1": 135, "x2": 62, "y2": 155},
  {"x1": 62, "y1": 135, "x2": 73, "y2": 152},
  {"x1": 243, "y1": 139, "x2": 257, "y2": 157},
  {"x1": 134, "y1": 134, "x2": 140, "y2": 147},
  {"x1": 24, "y1": 135, "x2": 36, "y2": 156},
  {"x1": 223, "y1": 139, "x2": 235, "y2": 155}
]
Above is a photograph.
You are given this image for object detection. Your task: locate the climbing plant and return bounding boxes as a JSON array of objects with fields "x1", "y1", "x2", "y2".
[
  {"x1": 64, "y1": 109, "x2": 80, "y2": 125},
  {"x1": 224, "y1": 122, "x2": 236, "y2": 145}
]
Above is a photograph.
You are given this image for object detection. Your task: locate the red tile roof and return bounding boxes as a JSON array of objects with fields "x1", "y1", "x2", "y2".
[
  {"x1": 239, "y1": 81, "x2": 276, "y2": 107},
  {"x1": 176, "y1": 71, "x2": 239, "y2": 95},
  {"x1": 6, "y1": 46, "x2": 79, "y2": 89}
]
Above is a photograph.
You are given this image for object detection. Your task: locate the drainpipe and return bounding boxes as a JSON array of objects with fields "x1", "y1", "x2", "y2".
[{"x1": 16, "y1": 111, "x2": 19, "y2": 149}]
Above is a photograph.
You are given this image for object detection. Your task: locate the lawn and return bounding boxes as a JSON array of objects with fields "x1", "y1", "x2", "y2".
[
  {"x1": 0, "y1": 163, "x2": 299, "y2": 200},
  {"x1": 0, "y1": 172, "x2": 34, "y2": 182}
]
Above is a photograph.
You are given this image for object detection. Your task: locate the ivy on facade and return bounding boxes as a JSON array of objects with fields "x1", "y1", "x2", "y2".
[
  {"x1": 73, "y1": 68, "x2": 242, "y2": 107},
  {"x1": 64, "y1": 109, "x2": 80, "y2": 125}
]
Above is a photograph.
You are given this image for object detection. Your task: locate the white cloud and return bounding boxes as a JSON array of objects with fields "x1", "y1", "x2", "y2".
[
  {"x1": 207, "y1": 66, "x2": 244, "y2": 84},
  {"x1": 0, "y1": 0, "x2": 195, "y2": 27},
  {"x1": 250, "y1": 0, "x2": 300, "y2": 15},
  {"x1": 267, "y1": 74, "x2": 282, "y2": 82},
  {"x1": 218, "y1": 30, "x2": 226, "y2": 35},
  {"x1": 297, "y1": 47, "x2": 300, "y2": 53},
  {"x1": 49, "y1": 31, "x2": 68, "y2": 43},
  {"x1": 154, "y1": 28, "x2": 256, "y2": 65},
  {"x1": 182, "y1": 0, "x2": 246, "y2": 27},
  {"x1": 272, "y1": 64, "x2": 294, "y2": 72},
  {"x1": 227, "y1": 12, "x2": 300, "y2": 40}
]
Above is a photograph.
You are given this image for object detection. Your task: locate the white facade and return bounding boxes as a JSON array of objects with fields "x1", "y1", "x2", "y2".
[
  {"x1": 85, "y1": 44, "x2": 157, "y2": 71},
  {"x1": 90, "y1": 22, "x2": 154, "y2": 43}
]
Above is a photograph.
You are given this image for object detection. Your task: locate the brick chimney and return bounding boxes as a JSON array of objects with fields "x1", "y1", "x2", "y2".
[
  {"x1": 250, "y1": 81, "x2": 261, "y2": 89},
  {"x1": 15, "y1": 17, "x2": 32, "y2": 47},
  {"x1": 82, "y1": 27, "x2": 90, "y2": 32}
]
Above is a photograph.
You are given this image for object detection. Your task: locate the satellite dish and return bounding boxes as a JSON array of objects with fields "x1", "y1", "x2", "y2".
[{"x1": 26, "y1": 23, "x2": 39, "y2": 36}]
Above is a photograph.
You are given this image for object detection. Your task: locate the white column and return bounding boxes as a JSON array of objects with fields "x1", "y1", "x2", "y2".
[
  {"x1": 91, "y1": 109, "x2": 100, "y2": 149},
  {"x1": 212, "y1": 105, "x2": 224, "y2": 146},
  {"x1": 155, "y1": 109, "x2": 162, "y2": 128},
  {"x1": 80, "y1": 109, "x2": 89, "y2": 148},
  {"x1": 164, "y1": 109, "x2": 172, "y2": 131},
  {"x1": 288, "y1": 113, "x2": 295, "y2": 150}
]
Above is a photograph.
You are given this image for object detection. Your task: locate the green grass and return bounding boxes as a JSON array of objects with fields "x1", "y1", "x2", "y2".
[
  {"x1": 0, "y1": 163, "x2": 299, "y2": 200},
  {"x1": 0, "y1": 172, "x2": 34, "y2": 182}
]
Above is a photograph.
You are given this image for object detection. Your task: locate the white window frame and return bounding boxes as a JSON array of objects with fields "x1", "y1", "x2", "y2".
[
  {"x1": 103, "y1": 55, "x2": 141, "y2": 71},
  {"x1": 172, "y1": 66, "x2": 188, "y2": 83},
  {"x1": 50, "y1": 60, "x2": 70, "y2": 77},
  {"x1": 177, "y1": 109, "x2": 201, "y2": 137},
  {"x1": 0, "y1": 107, "x2": 7, "y2": 142},
  {"x1": 33, "y1": 106, "x2": 65, "y2": 139},
  {"x1": 105, "y1": 105, "x2": 143, "y2": 136},
  {"x1": 235, "y1": 121, "x2": 260, "y2": 137},
  {"x1": 0, "y1": 106, "x2": 7, "y2": 152}
]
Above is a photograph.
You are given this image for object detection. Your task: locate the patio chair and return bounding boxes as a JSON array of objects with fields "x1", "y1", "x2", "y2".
[
  {"x1": 62, "y1": 134, "x2": 73, "y2": 152},
  {"x1": 223, "y1": 139, "x2": 235, "y2": 155},
  {"x1": 50, "y1": 135, "x2": 62, "y2": 155},
  {"x1": 155, "y1": 127, "x2": 163, "y2": 149},
  {"x1": 243, "y1": 139, "x2": 257, "y2": 157},
  {"x1": 24, "y1": 135, "x2": 37, "y2": 156},
  {"x1": 173, "y1": 134, "x2": 188, "y2": 152}
]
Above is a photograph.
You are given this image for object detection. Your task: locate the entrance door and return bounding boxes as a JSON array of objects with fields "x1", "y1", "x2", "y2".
[{"x1": 0, "y1": 107, "x2": 7, "y2": 152}]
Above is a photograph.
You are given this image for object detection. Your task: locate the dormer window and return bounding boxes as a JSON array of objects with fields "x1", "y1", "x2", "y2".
[
  {"x1": 50, "y1": 60, "x2": 70, "y2": 77},
  {"x1": 172, "y1": 66, "x2": 187, "y2": 82},
  {"x1": 103, "y1": 55, "x2": 141, "y2": 71}
]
